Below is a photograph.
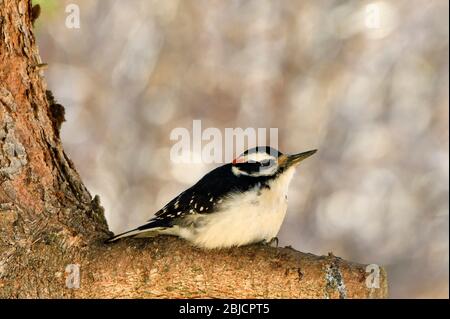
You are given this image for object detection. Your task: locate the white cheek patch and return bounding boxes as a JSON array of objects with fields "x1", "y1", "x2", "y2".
[{"x1": 256, "y1": 165, "x2": 278, "y2": 176}]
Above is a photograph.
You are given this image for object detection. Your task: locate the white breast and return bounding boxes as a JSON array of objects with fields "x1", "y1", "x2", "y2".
[{"x1": 174, "y1": 167, "x2": 296, "y2": 249}]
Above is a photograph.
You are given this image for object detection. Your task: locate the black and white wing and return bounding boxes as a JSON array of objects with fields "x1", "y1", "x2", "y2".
[{"x1": 106, "y1": 162, "x2": 267, "y2": 242}]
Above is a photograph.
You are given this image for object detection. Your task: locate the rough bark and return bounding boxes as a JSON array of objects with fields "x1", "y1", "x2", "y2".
[{"x1": 0, "y1": 0, "x2": 388, "y2": 298}]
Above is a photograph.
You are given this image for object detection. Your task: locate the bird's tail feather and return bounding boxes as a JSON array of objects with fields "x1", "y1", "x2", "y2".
[{"x1": 105, "y1": 220, "x2": 169, "y2": 243}]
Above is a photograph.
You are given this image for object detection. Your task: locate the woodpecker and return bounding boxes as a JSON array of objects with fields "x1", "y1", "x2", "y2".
[{"x1": 106, "y1": 146, "x2": 316, "y2": 249}]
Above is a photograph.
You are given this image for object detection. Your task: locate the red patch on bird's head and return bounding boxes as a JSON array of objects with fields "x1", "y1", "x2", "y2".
[{"x1": 232, "y1": 156, "x2": 245, "y2": 164}]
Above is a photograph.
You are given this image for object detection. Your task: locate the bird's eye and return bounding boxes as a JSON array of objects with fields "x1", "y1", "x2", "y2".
[{"x1": 260, "y1": 160, "x2": 271, "y2": 167}]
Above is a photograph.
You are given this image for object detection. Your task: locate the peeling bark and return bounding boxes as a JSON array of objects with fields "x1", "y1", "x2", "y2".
[{"x1": 0, "y1": 0, "x2": 388, "y2": 298}]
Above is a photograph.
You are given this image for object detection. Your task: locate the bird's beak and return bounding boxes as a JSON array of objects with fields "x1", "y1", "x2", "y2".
[{"x1": 280, "y1": 150, "x2": 317, "y2": 169}]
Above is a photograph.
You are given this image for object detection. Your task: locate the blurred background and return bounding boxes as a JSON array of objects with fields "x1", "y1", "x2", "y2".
[{"x1": 33, "y1": 0, "x2": 448, "y2": 298}]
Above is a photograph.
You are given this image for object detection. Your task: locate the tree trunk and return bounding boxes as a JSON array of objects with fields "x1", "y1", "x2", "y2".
[{"x1": 0, "y1": 0, "x2": 388, "y2": 298}]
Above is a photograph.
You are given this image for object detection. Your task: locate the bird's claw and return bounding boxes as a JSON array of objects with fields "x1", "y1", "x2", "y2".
[{"x1": 261, "y1": 237, "x2": 278, "y2": 248}]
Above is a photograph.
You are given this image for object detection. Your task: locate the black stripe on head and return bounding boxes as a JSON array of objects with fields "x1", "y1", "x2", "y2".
[{"x1": 233, "y1": 162, "x2": 264, "y2": 174}]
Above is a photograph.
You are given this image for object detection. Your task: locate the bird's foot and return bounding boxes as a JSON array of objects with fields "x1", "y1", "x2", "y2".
[{"x1": 261, "y1": 237, "x2": 279, "y2": 248}]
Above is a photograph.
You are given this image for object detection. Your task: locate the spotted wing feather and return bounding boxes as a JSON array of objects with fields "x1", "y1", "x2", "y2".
[{"x1": 106, "y1": 163, "x2": 271, "y2": 242}]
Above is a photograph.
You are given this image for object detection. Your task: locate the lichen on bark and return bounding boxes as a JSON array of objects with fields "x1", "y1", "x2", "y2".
[{"x1": 0, "y1": 111, "x2": 28, "y2": 178}]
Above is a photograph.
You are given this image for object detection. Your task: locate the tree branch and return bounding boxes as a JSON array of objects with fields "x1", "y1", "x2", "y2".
[{"x1": 78, "y1": 237, "x2": 387, "y2": 298}]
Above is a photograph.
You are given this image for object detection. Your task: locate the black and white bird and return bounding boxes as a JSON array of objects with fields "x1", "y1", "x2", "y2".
[{"x1": 106, "y1": 146, "x2": 316, "y2": 249}]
